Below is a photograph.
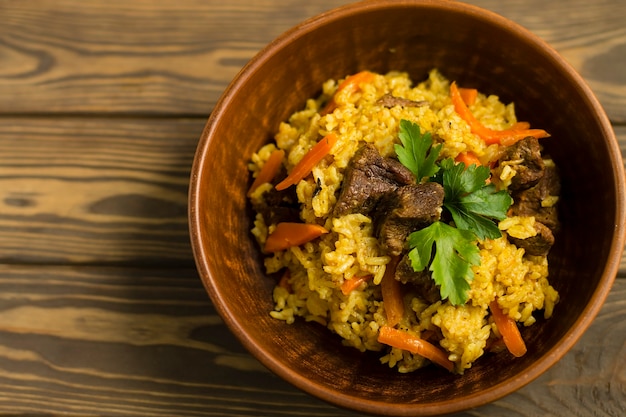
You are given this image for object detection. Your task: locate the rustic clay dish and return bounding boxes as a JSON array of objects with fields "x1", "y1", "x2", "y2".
[{"x1": 189, "y1": 0, "x2": 626, "y2": 415}]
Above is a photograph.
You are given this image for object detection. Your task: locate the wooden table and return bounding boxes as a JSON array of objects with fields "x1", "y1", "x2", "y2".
[{"x1": 1, "y1": 1, "x2": 624, "y2": 415}]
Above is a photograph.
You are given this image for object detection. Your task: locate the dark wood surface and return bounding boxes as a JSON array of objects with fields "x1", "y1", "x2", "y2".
[{"x1": 0, "y1": 1, "x2": 624, "y2": 415}]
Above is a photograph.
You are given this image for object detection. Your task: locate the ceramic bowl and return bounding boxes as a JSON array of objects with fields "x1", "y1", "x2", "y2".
[{"x1": 189, "y1": 0, "x2": 625, "y2": 415}]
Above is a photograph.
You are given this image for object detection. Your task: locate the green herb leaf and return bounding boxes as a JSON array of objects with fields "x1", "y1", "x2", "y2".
[
  {"x1": 395, "y1": 119, "x2": 441, "y2": 182},
  {"x1": 439, "y1": 158, "x2": 490, "y2": 197},
  {"x1": 407, "y1": 222, "x2": 480, "y2": 306},
  {"x1": 441, "y1": 158, "x2": 512, "y2": 240}
]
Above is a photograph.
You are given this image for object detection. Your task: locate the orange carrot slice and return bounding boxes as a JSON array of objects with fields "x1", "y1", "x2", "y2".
[
  {"x1": 275, "y1": 133, "x2": 338, "y2": 191},
  {"x1": 263, "y1": 222, "x2": 328, "y2": 253},
  {"x1": 508, "y1": 121, "x2": 530, "y2": 130},
  {"x1": 340, "y1": 275, "x2": 373, "y2": 295},
  {"x1": 450, "y1": 82, "x2": 550, "y2": 146},
  {"x1": 495, "y1": 129, "x2": 551, "y2": 147},
  {"x1": 381, "y1": 256, "x2": 404, "y2": 327},
  {"x1": 247, "y1": 149, "x2": 285, "y2": 196},
  {"x1": 458, "y1": 87, "x2": 478, "y2": 106},
  {"x1": 378, "y1": 326, "x2": 455, "y2": 372},
  {"x1": 320, "y1": 71, "x2": 375, "y2": 115},
  {"x1": 455, "y1": 151, "x2": 482, "y2": 167},
  {"x1": 489, "y1": 300, "x2": 527, "y2": 358}
]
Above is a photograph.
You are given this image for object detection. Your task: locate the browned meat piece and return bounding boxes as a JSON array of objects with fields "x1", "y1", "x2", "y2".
[
  {"x1": 510, "y1": 160, "x2": 560, "y2": 232},
  {"x1": 499, "y1": 136, "x2": 545, "y2": 191},
  {"x1": 509, "y1": 221, "x2": 555, "y2": 256},
  {"x1": 251, "y1": 166, "x2": 301, "y2": 225},
  {"x1": 375, "y1": 182, "x2": 444, "y2": 256},
  {"x1": 376, "y1": 93, "x2": 428, "y2": 108},
  {"x1": 395, "y1": 252, "x2": 441, "y2": 304},
  {"x1": 333, "y1": 144, "x2": 415, "y2": 217}
]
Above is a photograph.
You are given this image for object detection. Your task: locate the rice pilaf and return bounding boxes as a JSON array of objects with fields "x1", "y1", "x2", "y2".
[{"x1": 248, "y1": 69, "x2": 559, "y2": 374}]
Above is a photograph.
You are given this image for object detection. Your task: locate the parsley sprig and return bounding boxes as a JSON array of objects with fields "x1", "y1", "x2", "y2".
[
  {"x1": 396, "y1": 120, "x2": 513, "y2": 305},
  {"x1": 407, "y1": 222, "x2": 480, "y2": 306}
]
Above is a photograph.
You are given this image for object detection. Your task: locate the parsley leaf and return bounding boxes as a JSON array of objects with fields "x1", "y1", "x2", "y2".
[
  {"x1": 440, "y1": 158, "x2": 513, "y2": 240},
  {"x1": 395, "y1": 120, "x2": 441, "y2": 182},
  {"x1": 439, "y1": 158, "x2": 489, "y2": 197},
  {"x1": 407, "y1": 222, "x2": 480, "y2": 306}
]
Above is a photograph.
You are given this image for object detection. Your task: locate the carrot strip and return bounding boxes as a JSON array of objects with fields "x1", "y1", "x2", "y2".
[
  {"x1": 509, "y1": 121, "x2": 530, "y2": 130},
  {"x1": 340, "y1": 275, "x2": 373, "y2": 295},
  {"x1": 264, "y1": 222, "x2": 328, "y2": 253},
  {"x1": 275, "y1": 133, "x2": 338, "y2": 191},
  {"x1": 455, "y1": 151, "x2": 481, "y2": 167},
  {"x1": 458, "y1": 87, "x2": 478, "y2": 106},
  {"x1": 381, "y1": 256, "x2": 404, "y2": 327},
  {"x1": 450, "y1": 82, "x2": 489, "y2": 136},
  {"x1": 489, "y1": 300, "x2": 527, "y2": 358},
  {"x1": 320, "y1": 71, "x2": 375, "y2": 115},
  {"x1": 378, "y1": 326, "x2": 455, "y2": 372},
  {"x1": 247, "y1": 149, "x2": 285, "y2": 196},
  {"x1": 450, "y1": 82, "x2": 550, "y2": 146},
  {"x1": 494, "y1": 129, "x2": 551, "y2": 147}
]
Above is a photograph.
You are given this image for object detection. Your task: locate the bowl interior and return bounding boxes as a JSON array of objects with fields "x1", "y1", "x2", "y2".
[{"x1": 190, "y1": 1, "x2": 624, "y2": 414}]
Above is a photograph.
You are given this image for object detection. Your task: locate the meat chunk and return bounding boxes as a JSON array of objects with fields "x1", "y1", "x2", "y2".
[
  {"x1": 498, "y1": 136, "x2": 545, "y2": 191},
  {"x1": 376, "y1": 182, "x2": 444, "y2": 256},
  {"x1": 334, "y1": 144, "x2": 444, "y2": 256},
  {"x1": 510, "y1": 160, "x2": 560, "y2": 232},
  {"x1": 333, "y1": 144, "x2": 415, "y2": 217},
  {"x1": 395, "y1": 252, "x2": 441, "y2": 304},
  {"x1": 508, "y1": 158, "x2": 560, "y2": 255},
  {"x1": 251, "y1": 166, "x2": 300, "y2": 225},
  {"x1": 508, "y1": 221, "x2": 555, "y2": 256},
  {"x1": 376, "y1": 93, "x2": 428, "y2": 109}
]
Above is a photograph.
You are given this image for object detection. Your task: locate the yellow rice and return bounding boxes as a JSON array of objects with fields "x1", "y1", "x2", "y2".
[{"x1": 248, "y1": 69, "x2": 559, "y2": 374}]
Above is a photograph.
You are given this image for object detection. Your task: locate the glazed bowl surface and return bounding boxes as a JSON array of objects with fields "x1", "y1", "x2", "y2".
[{"x1": 189, "y1": 0, "x2": 625, "y2": 415}]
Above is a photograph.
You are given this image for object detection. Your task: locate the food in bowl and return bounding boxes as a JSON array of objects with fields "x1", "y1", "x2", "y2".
[{"x1": 246, "y1": 69, "x2": 560, "y2": 374}]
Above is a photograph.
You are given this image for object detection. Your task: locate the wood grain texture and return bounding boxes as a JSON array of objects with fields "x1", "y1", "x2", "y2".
[
  {"x1": 0, "y1": 265, "x2": 623, "y2": 417},
  {"x1": 0, "y1": 117, "x2": 203, "y2": 265},
  {"x1": 0, "y1": 0, "x2": 625, "y2": 415},
  {"x1": 0, "y1": 0, "x2": 353, "y2": 116},
  {"x1": 0, "y1": 0, "x2": 624, "y2": 122}
]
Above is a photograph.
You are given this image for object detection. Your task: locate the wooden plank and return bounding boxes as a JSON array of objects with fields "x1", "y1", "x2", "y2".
[
  {"x1": 0, "y1": 264, "x2": 623, "y2": 416},
  {"x1": 0, "y1": 0, "x2": 624, "y2": 121},
  {"x1": 0, "y1": 0, "x2": 353, "y2": 116},
  {"x1": 0, "y1": 265, "x2": 342, "y2": 417},
  {"x1": 2, "y1": 119, "x2": 625, "y2": 271},
  {"x1": 0, "y1": 117, "x2": 204, "y2": 265}
]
